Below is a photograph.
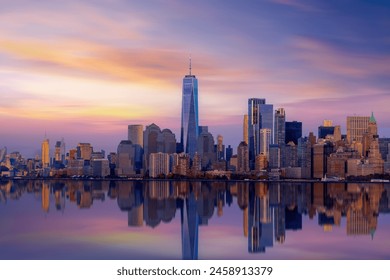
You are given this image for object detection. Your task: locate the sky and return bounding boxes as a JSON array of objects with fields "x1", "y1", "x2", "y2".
[{"x1": 0, "y1": 0, "x2": 389, "y2": 157}]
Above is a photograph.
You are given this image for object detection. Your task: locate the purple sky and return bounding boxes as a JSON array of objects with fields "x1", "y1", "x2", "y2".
[{"x1": 0, "y1": 0, "x2": 389, "y2": 157}]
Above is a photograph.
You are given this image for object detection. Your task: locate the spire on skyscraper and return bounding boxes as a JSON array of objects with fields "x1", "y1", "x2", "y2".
[
  {"x1": 189, "y1": 55, "x2": 192, "y2": 75},
  {"x1": 370, "y1": 112, "x2": 376, "y2": 123}
]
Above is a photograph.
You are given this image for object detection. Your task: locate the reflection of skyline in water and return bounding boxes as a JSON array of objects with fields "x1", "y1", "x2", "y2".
[{"x1": 0, "y1": 180, "x2": 389, "y2": 260}]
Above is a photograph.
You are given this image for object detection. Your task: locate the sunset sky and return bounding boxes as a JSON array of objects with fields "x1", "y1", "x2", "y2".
[{"x1": 1, "y1": 0, "x2": 389, "y2": 157}]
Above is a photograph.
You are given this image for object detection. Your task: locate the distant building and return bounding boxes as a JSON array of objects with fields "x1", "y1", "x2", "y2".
[
  {"x1": 379, "y1": 138, "x2": 390, "y2": 161},
  {"x1": 346, "y1": 115, "x2": 369, "y2": 144},
  {"x1": 318, "y1": 126, "x2": 335, "y2": 139},
  {"x1": 41, "y1": 137, "x2": 50, "y2": 167},
  {"x1": 116, "y1": 140, "x2": 136, "y2": 176},
  {"x1": 260, "y1": 128, "x2": 271, "y2": 158},
  {"x1": 91, "y1": 159, "x2": 110, "y2": 177},
  {"x1": 312, "y1": 142, "x2": 334, "y2": 179},
  {"x1": 77, "y1": 143, "x2": 93, "y2": 160},
  {"x1": 54, "y1": 139, "x2": 65, "y2": 164},
  {"x1": 285, "y1": 121, "x2": 302, "y2": 145},
  {"x1": 216, "y1": 135, "x2": 225, "y2": 160},
  {"x1": 248, "y1": 98, "x2": 273, "y2": 170},
  {"x1": 226, "y1": 145, "x2": 233, "y2": 164},
  {"x1": 268, "y1": 144, "x2": 280, "y2": 169},
  {"x1": 143, "y1": 123, "x2": 161, "y2": 169},
  {"x1": 243, "y1": 114, "x2": 248, "y2": 144},
  {"x1": 149, "y1": 153, "x2": 170, "y2": 178},
  {"x1": 237, "y1": 141, "x2": 249, "y2": 173},
  {"x1": 282, "y1": 141, "x2": 298, "y2": 168},
  {"x1": 274, "y1": 108, "x2": 286, "y2": 146},
  {"x1": 128, "y1": 124, "x2": 144, "y2": 173},
  {"x1": 172, "y1": 153, "x2": 190, "y2": 176},
  {"x1": 197, "y1": 126, "x2": 215, "y2": 170},
  {"x1": 255, "y1": 153, "x2": 268, "y2": 171}
]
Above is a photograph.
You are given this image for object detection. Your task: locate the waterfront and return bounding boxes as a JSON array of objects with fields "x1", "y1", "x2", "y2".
[{"x1": 0, "y1": 180, "x2": 389, "y2": 260}]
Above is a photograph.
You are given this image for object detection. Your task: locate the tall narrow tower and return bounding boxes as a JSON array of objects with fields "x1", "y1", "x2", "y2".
[
  {"x1": 248, "y1": 98, "x2": 273, "y2": 170},
  {"x1": 41, "y1": 136, "x2": 50, "y2": 168},
  {"x1": 181, "y1": 58, "x2": 199, "y2": 158}
]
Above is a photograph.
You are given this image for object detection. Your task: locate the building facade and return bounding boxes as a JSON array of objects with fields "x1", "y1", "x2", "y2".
[
  {"x1": 181, "y1": 62, "x2": 199, "y2": 159},
  {"x1": 248, "y1": 98, "x2": 273, "y2": 170}
]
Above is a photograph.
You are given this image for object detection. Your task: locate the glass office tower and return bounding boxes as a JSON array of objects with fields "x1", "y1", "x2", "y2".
[
  {"x1": 248, "y1": 98, "x2": 273, "y2": 170},
  {"x1": 181, "y1": 62, "x2": 199, "y2": 159}
]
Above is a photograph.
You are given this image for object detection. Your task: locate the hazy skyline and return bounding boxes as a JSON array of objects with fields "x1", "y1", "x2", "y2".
[{"x1": 1, "y1": 0, "x2": 389, "y2": 157}]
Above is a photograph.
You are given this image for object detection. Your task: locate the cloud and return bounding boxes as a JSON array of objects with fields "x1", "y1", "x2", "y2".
[
  {"x1": 291, "y1": 37, "x2": 390, "y2": 79},
  {"x1": 270, "y1": 0, "x2": 320, "y2": 12}
]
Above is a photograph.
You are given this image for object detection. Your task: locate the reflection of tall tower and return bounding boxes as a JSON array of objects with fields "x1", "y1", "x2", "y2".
[
  {"x1": 41, "y1": 182, "x2": 50, "y2": 212},
  {"x1": 181, "y1": 59, "x2": 199, "y2": 158},
  {"x1": 237, "y1": 183, "x2": 249, "y2": 237},
  {"x1": 248, "y1": 184, "x2": 265, "y2": 253},
  {"x1": 181, "y1": 192, "x2": 199, "y2": 260}
]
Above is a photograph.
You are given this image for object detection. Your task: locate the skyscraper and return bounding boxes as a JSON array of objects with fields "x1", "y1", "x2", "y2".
[
  {"x1": 285, "y1": 121, "x2": 302, "y2": 145},
  {"x1": 128, "y1": 125, "x2": 143, "y2": 146},
  {"x1": 243, "y1": 114, "x2": 248, "y2": 144},
  {"x1": 274, "y1": 108, "x2": 285, "y2": 147},
  {"x1": 128, "y1": 124, "x2": 144, "y2": 174},
  {"x1": 346, "y1": 116, "x2": 370, "y2": 144},
  {"x1": 41, "y1": 137, "x2": 50, "y2": 167},
  {"x1": 248, "y1": 98, "x2": 273, "y2": 170},
  {"x1": 181, "y1": 59, "x2": 199, "y2": 159},
  {"x1": 260, "y1": 128, "x2": 272, "y2": 157},
  {"x1": 54, "y1": 139, "x2": 65, "y2": 164}
]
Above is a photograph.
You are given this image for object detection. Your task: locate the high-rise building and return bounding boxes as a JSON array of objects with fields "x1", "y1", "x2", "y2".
[
  {"x1": 379, "y1": 138, "x2": 390, "y2": 160},
  {"x1": 54, "y1": 139, "x2": 65, "y2": 164},
  {"x1": 248, "y1": 98, "x2": 273, "y2": 170},
  {"x1": 158, "y1": 129, "x2": 177, "y2": 154},
  {"x1": 260, "y1": 128, "x2": 272, "y2": 158},
  {"x1": 128, "y1": 125, "x2": 143, "y2": 146},
  {"x1": 216, "y1": 135, "x2": 224, "y2": 160},
  {"x1": 144, "y1": 123, "x2": 161, "y2": 170},
  {"x1": 181, "y1": 60, "x2": 199, "y2": 159},
  {"x1": 318, "y1": 125, "x2": 335, "y2": 139},
  {"x1": 312, "y1": 142, "x2": 334, "y2": 179},
  {"x1": 225, "y1": 145, "x2": 233, "y2": 164},
  {"x1": 197, "y1": 126, "x2": 215, "y2": 170},
  {"x1": 41, "y1": 137, "x2": 50, "y2": 167},
  {"x1": 274, "y1": 108, "x2": 285, "y2": 147},
  {"x1": 333, "y1": 125, "x2": 342, "y2": 142},
  {"x1": 237, "y1": 141, "x2": 249, "y2": 173},
  {"x1": 0, "y1": 147, "x2": 6, "y2": 163},
  {"x1": 346, "y1": 116, "x2": 369, "y2": 144},
  {"x1": 243, "y1": 114, "x2": 248, "y2": 144},
  {"x1": 149, "y1": 152, "x2": 170, "y2": 178},
  {"x1": 285, "y1": 121, "x2": 302, "y2": 145},
  {"x1": 116, "y1": 140, "x2": 136, "y2": 176},
  {"x1": 268, "y1": 144, "x2": 280, "y2": 169},
  {"x1": 77, "y1": 143, "x2": 93, "y2": 160}
]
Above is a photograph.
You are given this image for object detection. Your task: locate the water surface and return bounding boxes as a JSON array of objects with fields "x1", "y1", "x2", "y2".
[{"x1": 0, "y1": 180, "x2": 389, "y2": 260}]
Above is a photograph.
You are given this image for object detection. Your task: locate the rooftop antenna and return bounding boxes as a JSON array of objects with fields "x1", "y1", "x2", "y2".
[{"x1": 189, "y1": 55, "x2": 192, "y2": 75}]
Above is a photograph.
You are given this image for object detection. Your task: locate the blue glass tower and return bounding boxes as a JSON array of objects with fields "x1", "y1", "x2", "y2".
[
  {"x1": 181, "y1": 59, "x2": 199, "y2": 158},
  {"x1": 248, "y1": 98, "x2": 273, "y2": 170}
]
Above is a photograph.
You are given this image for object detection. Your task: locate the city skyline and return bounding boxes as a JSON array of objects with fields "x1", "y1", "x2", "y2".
[{"x1": 1, "y1": 0, "x2": 390, "y2": 157}]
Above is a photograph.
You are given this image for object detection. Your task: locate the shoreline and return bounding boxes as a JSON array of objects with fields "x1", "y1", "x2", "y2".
[{"x1": 1, "y1": 177, "x2": 388, "y2": 184}]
